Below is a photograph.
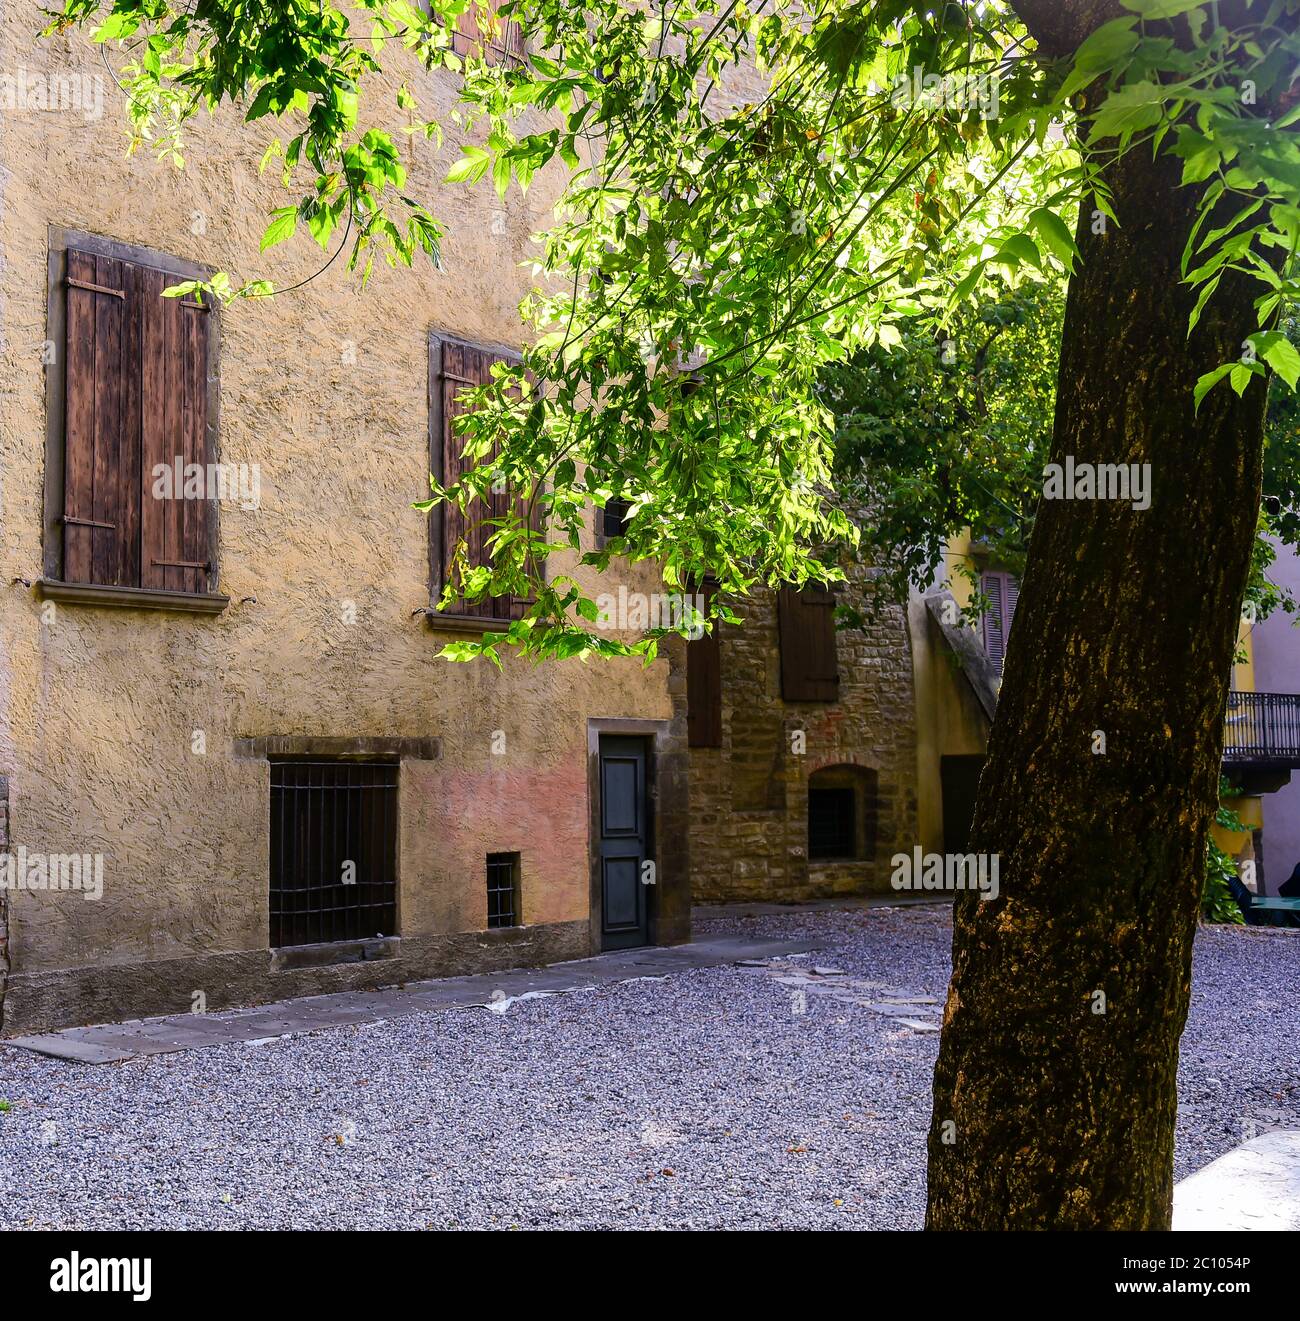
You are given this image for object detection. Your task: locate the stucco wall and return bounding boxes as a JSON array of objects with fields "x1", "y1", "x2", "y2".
[
  {"x1": 1250, "y1": 538, "x2": 1300, "y2": 890},
  {"x1": 689, "y1": 573, "x2": 919, "y2": 902},
  {"x1": 0, "y1": 17, "x2": 676, "y2": 1030},
  {"x1": 908, "y1": 597, "x2": 994, "y2": 855}
]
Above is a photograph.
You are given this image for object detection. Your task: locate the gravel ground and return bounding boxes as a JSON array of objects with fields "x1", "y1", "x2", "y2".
[{"x1": 0, "y1": 904, "x2": 1296, "y2": 1230}]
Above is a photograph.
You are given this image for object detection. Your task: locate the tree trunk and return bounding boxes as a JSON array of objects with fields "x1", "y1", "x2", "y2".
[{"x1": 925, "y1": 58, "x2": 1278, "y2": 1227}]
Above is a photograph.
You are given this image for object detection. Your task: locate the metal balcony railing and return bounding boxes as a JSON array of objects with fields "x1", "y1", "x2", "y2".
[{"x1": 1223, "y1": 692, "x2": 1300, "y2": 768}]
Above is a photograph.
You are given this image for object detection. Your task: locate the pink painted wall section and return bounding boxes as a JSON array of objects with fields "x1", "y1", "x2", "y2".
[{"x1": 402, "y1": 757, "x2": 589, "y2": 935}]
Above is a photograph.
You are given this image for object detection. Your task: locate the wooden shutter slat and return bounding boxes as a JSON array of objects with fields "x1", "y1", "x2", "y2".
[
  {"x1": 63, "y1": 250, "x2": 99, "y2": 584},
  {"x1": 140, "y1": 265, "x2": 169, "y2": 591},
  {"x1": 182, "y1": 297, "x2": 210, "y2": 594},
  {"x1": 165, "y1": 289, "x2": 186, "y2": 592},
  {"x1": 90, "y1": 255, "x2": 125, "y2": 586},
  {"x1": 120, "y1": 262, "x2": 143, "y2": 587},
  {"x1": 778, "y1": 585, "x2": 839, "y2": 702}
]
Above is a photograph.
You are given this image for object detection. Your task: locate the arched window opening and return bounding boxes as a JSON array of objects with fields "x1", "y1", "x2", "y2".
[{"x1": 808, "y1": 765, "x2": 878, "y2": 861}]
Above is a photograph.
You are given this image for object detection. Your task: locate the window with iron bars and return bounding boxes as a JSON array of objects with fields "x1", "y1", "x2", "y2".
[
  {"x1": 486, "y1": 852, "x2": 521, "y2": 928},
  {"x1": 270, "y1": 760, "x2": 399, "y2": 947}
]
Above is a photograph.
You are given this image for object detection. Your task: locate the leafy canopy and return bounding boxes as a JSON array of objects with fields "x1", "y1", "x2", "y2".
[{"x1": 44, "y1": 0, "x2": 1300, "y2": 663}]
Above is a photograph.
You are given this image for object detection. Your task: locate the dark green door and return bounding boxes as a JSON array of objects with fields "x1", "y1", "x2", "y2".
[{"x1": 598, "y1": 735, "x2": 650, "y2": 950}]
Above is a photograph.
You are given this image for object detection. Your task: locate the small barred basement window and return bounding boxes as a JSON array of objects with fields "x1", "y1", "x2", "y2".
[{"x1": 487, "y1": 852, "x2": 521, "y2": 928}]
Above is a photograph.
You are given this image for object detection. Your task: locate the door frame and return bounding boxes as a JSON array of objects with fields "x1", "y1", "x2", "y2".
[{"x1": 586, "y1": 717, "x2": 688, "y2": 952}]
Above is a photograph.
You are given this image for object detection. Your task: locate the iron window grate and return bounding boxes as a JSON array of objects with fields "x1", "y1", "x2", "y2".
[
  {"x1": 270, "y1": 759, "x2": 399, "y2": 947},
  {"x1": 809, "y1": 785, "x2": 856, "y2": 860},
  {"x1": 487, "y1": 852, "x2": 520, "y2": 928}
]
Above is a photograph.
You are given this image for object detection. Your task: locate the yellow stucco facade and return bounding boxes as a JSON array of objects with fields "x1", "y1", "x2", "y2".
[{"x1": 0, "y1": 17, "x2": 687, "y2": 1034}]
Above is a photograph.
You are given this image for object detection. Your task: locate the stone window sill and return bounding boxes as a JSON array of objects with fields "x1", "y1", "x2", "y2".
[
  {"x1": 37, "y1": 579, "x2": 230, "y2": 615},
  {"x1": 271, "y1": 937, "x2": 399, "y2": 972},
  {"x1": 477, "y1": 924, "x2": 531, "y2": 939}
]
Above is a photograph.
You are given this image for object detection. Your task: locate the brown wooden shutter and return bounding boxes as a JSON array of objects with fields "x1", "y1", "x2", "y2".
[
  {"x1": 436, "y1": 337, "x2": 478, "y2": 614},
  {"x1": 432, "y1": 335, "x2": 542, "y2": 619},
  {"x1": 777, "y1": 584, "x2": 840, "y2": 702},
  {"x1": 452, "y1": 4, "x2": 524, "y2": 65},
  {"x1": 687, "y1": 580, "x2": 722, "y2": 747},
  {"x1": 140, "y1": 270, "x2": 212, "y2": 594},
  {"x1": 63, "y1": 249, "x2": 130, "y2": 586},
  {"x1": 64, "y1": 247, "x2": 212, "y2": 593}
]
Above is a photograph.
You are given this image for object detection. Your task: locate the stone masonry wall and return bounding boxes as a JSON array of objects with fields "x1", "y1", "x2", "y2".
[{"x1": 690, "y1": 573, "x2": 919, "y2": 903}]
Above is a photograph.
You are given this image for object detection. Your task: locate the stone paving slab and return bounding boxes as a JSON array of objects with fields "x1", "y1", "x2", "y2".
[
  {"x1": 1173, "y1": 1131, "x2": 1300, "y2": 1230},
  {"x1": 2, "y1": 934, "x2": 822, "y2": 1065},
  {"x1": 741, "y1": 957, "x2": 944, "y2": 1034}
]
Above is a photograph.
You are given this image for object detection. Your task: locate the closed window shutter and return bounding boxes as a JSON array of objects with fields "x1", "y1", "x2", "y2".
[
  {"x1": 64, "y1": 250, "x2": 131, "y2": 586},
  {"x1": 451, "y1": 3, "x2": 525, "y2": 64},
  {"x1": 63, "y1": 248, "x2": 212, "y2": 593},
  {"x1": 981, "y1": 570, "x2": 1018, "y2": 674},
  {"x1": 687, "y1": 581, "x2": 722, "y2": 747},
  {"x1": 141, "y1": 267, "x2": 212, "y2": 594},
  {"x1": 433, "y1": 336, "x2": 543, "y2": 618},
  {"x1": 777, "y1": 584, "x2": 839, "y2": 702}
]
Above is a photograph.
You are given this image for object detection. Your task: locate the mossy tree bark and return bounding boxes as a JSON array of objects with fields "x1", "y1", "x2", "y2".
[{"x1": 926, "y1": 1, "x2": 1283, "y2": 1229}]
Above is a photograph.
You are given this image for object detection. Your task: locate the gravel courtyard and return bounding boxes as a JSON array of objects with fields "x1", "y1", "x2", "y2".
[{"x1": 1, "y1": 905, "x2": 1296, "y2": 1230}]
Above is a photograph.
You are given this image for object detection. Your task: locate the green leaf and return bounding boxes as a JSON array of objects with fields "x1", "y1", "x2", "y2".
[
  {"x1": 260, "y1": 206, "x2": 298, "y2": 252},
  {"x1": 1173, "y1": 129, "x2": 1220, "y2": 186},
  {"x1": 1193, "y1": 363, "x2": 1234, "y2": 412},
  {"x1": 1029, "y1": 208, "x2": 1078, "y2": 272},
  {"x1": 1089, "y1": 81, "x2": 1166, "y2": 144},
  {"x1": 997, "y1": 233, "x2": 1041, "y2": 270},
  {"x1": 1074, "y1": 17, "x2": 1140, "y2": 69},
  {"x1": 492, "y1": 152, "x2": 511, "y2": 199},
  {"x1": 1230, "y1": 361, "x2": 1264, "y2": 396},
  {"x1": 1187, "y1": 273, "x2": 1220, "y2": 334},
  {"x1": 1261, "y1": 336, "x2": 1300, "y2": 391},
  {"x1": 445, "y1": 145, "x2": 491, "y2": 184}
]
